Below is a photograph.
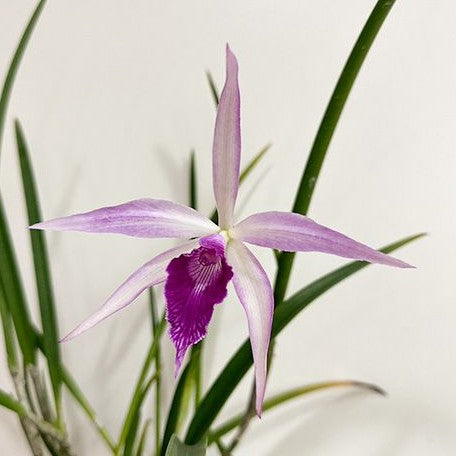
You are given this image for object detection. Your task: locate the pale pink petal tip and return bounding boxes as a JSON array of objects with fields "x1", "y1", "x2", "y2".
[
  {"x1": 29, "y1": 199, "x2": 218, "y2": 239},
  {"x1": 59, "y1": 240, "x2": 198, "y2": 343},
  {"x1": 233, "y1": 212, "x2": 414, "y2": 269},
  {"x1": 212, "y1": 45, "x2": 241, "y2": 228},
  {"x1": 227, "y1": 240, "x2": 273, "y2": 418}
]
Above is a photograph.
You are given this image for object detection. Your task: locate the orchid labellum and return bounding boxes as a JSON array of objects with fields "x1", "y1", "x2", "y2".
[{"x1": 32, "y1": 45, "x2": 411, "y2": 415}]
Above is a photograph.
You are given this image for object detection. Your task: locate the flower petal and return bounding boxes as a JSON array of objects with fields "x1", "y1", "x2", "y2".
[
  {"x1": 31, "y1": 199, "x2": 218, "y2": 239},
  {"x1": 232, "y1": 211, "x2": 413, "y2": 268},
  {"x1": 226, "y1": 240, "x2": 273, "y2": 416},
  {"x1": 212, "y1": 44, "x2": 241, "y2": 228},
  {"x1": 61, "y1": 240, "x2": 198, "y2": 342},
  {"x1": 165, "y1": 235, "x2": 233, "y2": 374}
]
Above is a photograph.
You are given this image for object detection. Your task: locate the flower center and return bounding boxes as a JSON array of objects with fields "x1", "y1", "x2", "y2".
[{"x1": 198, "y1": 248, "x2": 220, "y2": 266}]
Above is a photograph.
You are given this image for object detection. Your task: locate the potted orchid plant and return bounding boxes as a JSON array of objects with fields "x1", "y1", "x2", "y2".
[{"x1": 0, "y1": 1, "x2": 422, "y2": 455}]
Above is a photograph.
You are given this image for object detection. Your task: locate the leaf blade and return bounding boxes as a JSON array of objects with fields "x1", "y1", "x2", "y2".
[
  {"x1": 0, "y1": 0, "x2": 46, "y2": 162},
  {"x1": 15, "y1": 119, "x2": 62, "y2": 414},
  {"x1": 274, "y1": 0, "x2": 399, "y2": 306},
  {"x1": 161, "y1": 363, "x2": 193, "y2": 456},
  {"x1": 0, "y1": 197, "x2": 36, "y2": 364}
]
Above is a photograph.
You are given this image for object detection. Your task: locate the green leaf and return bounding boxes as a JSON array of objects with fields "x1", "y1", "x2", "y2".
[
  {"x1": 185, "y1": 233, "x2": 425, "y2": 444},
  {"x1": 0, "y1": 388, "x2": 27, "y2": 416},
  {"x1": 0, "y1": 197, "x2": 36, "y2": 365},
  {"x1": 0, "y1": 0, "x2": 47, "y2": 368},
  {"x1": 60, "y1": 366, "x2": 116, "y2": 452},
  {"x1": 0, "y1": 277, "x2": 18, "y2": 371},
  {"x1": 124, "y1": 410, "x2": 141, "y2": 456},
  {"x1": 209, "y1": 379, "x2": 385, "y2": 442},
  {"x1": 149, "y1": 289, "x2": 162, "y2": 456},
  {"x1": 15, "y1": 119, "x2": 62, "y2": 416},
  {"x1": 189, "y1": 150, "x2": 198, "y2": 210},
  {"x1": 274, "y1": 0, "x2": 399, "y2": 306},
  {"x1": 0, "y1": 0, "x2": 46, "y2": 162},
  {"x1": 118, "y1": 316, "x2": 165, "y2": 452},
  {"x1": 118, "y1": 374, "x2": 156, "y2": 454},
  {"x1": 135, "y1": 419, "x2": 151, "y2": 456},
  {"x1": 239, "y1": 143, "x2": 271, "y2": 185},
  {"x1": 206, "y1": 71, "x2": 219, "y2": 108},
  {"x1": 0, "y1": 386, "x2": 64, "y2": 441},
  {"x1": 188, "y1": 151, "x2": 203, "y2": 407},
  {"x1": 161, "y1": 363, "x2": 193, "y2": 456},
  {"x1": 165, "y1": 434, "x2": 206, "y2": 456}
]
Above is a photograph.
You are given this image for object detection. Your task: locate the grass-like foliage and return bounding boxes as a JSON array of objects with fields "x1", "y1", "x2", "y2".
[{"x1": 0, "y1": 1, "x2": 422, "y2": 455}]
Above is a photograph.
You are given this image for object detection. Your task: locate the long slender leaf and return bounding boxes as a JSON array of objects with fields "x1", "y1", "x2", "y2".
[
  {"x1": 188, "y1": 151, "x2": 204, "y2": 408},
  {"x1": 239, "y1": 143, "x2": 271, "y2": 184},
  {"x1": 31, "y1": 327, "x2": 116, "y2": 451},
  {"x1": 274, "y1": 0, "x2": 398, "y2": 305},
  {"x1": 149, "y1": 289, "x2": 162, "y2": 456},
  {"x1": 0, "y1": 0, "x2": 46, "y2": 162},
  {"x1": 0, "y1": 197, "x2": 36, "y2": 364},
  {"x1": 135, "y1": 419, "x2": 151, "y2": 456},
  {"x1": 161, "y1": 363, "x2": 193, "y2": 456},
  {"x1": 0, "y1": 277, "x2": 18, "y2": 370},
  {"x1": 209, "y1": 380, "x2": 385, "y2": 442},
  {"x1": 118, "y1": 316, "x2": 165, "y2": 453},
  {"x1": 60, "y1": 366, "x2": 116, "y2": 452},
  {"x1": 0, "y1": 387, "x2": 27, "y2": 416},
  {"x1": 124, "y1": 410, "x2": 141, "y2": 456},
  {"x1": 0, "y1": 387, "x2": 64, "y2": 442},
  {"x1": 120, "y1": 375, "x2": 156, "y2": 456},
  {"x1": 189, "y1": 151, "x2": 197, "y2": 211},
  {"x1": 15, "y1": 119, "x2": 62, "y2": 416},
  {"x1": 206, "y1": 71, "x2": 219, "y2": 108},
  {"x1": 185, "y1": 233, "x2": 425, "y2": 443},
  {"x1": 0, "y1": 0, "x2": 47, "y2": 369}
]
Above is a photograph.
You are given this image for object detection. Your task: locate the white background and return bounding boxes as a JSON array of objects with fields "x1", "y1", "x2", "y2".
[{"x1": 0, "y1": 1, "x2": 455, "y2": 455}]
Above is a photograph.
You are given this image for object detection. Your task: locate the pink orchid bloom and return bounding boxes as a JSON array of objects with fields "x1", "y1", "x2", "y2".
[{"x1": 32, "y1": 45, "x2": 411, "y2": 415}]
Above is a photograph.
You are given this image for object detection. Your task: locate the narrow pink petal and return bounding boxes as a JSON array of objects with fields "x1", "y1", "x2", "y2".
[
  {"x1": 212, "y1": 44, "x2": 241, "y2": 228},
  {"x1": 232, "y1": 211, "x2": 413, "y2": 268},
  {"x1": 31, "y1": 199, "x2": 218, "y2": 239},
  {"x1": 60, "y1": 240, "x2": 198, "y2": 342},
  {"x1": 226, "y1": 240, "x2": 273, "y2": 416}
]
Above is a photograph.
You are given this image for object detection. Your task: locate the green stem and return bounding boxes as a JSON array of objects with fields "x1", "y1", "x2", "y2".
[
  {"x1": 149, "y1": 289, "x2": 162, "y2": 456},
  {"x1": 0, "y1": 0, "x2": 46, "y2": 162},
  {"x1": 0, "y1": 277, "x2": 18, "y2": 371},
  {"x1": 15, "y1": 119, "x2": 62, "y2": 426},
  {"x1": 188, "y1": 151, "x2": 203, "y2": 407},
  {"x1": 117, "y1": 316, "x2": 166, "y2": 452},
  {"x1": 117, "y1": 374, "x2": 157, "y2": 454},
  {"x1": 60, "y1": 367, "x2": 116, "y2": 453},
  {"x1": 206, "y1": 71, "x2": 220, "y2": 107}
]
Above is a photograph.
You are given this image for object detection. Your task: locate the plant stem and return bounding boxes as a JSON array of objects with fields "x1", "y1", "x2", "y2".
[
  {"x1": 117, "y1": 316, "x2": 166, "y2": 452},
  {"x1": 149, "y1": 289, "x2": 162, "y2": 456},
  {"x1": 60, "y1": 367, "x2": 116, "y2": 453}
]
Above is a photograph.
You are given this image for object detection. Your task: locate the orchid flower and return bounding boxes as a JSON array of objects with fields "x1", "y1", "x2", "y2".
[{"x1": 32, "y1": 45, "x2": 411, "y2": 415}]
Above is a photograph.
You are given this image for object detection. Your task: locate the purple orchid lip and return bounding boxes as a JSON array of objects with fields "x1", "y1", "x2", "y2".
[
  {"x1": 31, "y1": 44, "x2": 413, "y2": 416},
  {"x1": 165, "y1": 234, "x2": 233, "y2": 374}
]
